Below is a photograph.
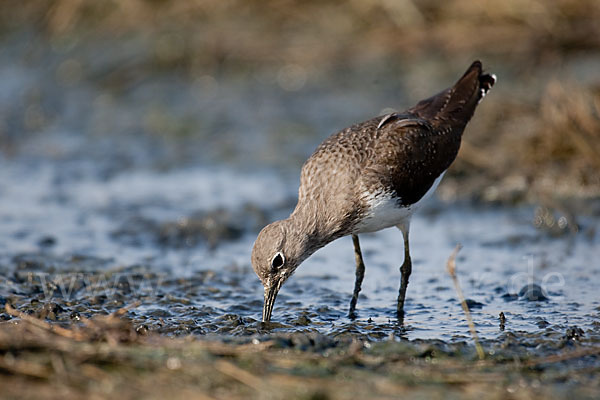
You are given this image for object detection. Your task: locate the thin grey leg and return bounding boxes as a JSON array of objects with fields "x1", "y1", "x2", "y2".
[
  {"x1": 349, "y1": 234, "x2": 366, "y2": 319},
  {"x1": 397, "y1": 226, "x2": 412, "y2": 323}
]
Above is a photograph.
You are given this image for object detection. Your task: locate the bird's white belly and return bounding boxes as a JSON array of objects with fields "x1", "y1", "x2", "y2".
[{"x1": 353, "y1": 172, "x2": 445, "y2": 233}]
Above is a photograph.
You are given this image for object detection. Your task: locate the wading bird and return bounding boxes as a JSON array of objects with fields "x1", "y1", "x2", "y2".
[{"x1": 252, "y1": 61, "x2": 496, "y2": 322}]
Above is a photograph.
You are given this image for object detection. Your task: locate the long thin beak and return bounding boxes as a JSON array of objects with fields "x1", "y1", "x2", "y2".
[{"x1": 262, "y1": 284, "x2": 280, "y2": 322}]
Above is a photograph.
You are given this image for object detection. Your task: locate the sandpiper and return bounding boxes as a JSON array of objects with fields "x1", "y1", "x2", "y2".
[{"x1": 252, "y1": 61, "x2": 496, "y2": 322}]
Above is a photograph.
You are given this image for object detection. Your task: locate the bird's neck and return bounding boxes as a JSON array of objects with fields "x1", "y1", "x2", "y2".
[{"x1": 283, "y1": 207, "x2": 334, "y2": 265}]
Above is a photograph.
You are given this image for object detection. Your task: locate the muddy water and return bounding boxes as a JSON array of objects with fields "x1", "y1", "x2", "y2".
[
  {"x1": 1, "y1": 158, "x2": 598, "y2": 342},
  {"x1": 0, "y1": 28, "x2": 598, "y2": 344}
]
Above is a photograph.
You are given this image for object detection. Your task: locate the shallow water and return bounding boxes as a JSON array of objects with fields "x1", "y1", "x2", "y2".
[
  {"x1": 0, "y1": 27, "x2": 598, "y2": 345},
  {"x1": 1, "y1": 158, "x2": 598, "y2": 342}
]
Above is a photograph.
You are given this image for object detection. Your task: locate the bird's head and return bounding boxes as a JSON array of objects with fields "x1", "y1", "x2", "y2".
[{"x1": 251, "y1": 219, "x2": 303, "y2": 322}]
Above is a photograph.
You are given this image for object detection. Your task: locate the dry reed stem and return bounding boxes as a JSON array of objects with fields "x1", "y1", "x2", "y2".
[
  {"x1": 215, "y1": 360, "x2": 264, "y2": 391},
  {"x1": 446, "y1": 244, "x2": 485, "y2": 361}
]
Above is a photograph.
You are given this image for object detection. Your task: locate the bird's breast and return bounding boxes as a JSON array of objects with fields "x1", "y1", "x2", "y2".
[{"x1": 353, "y1": 172, "x2": 445, "y2": 233}]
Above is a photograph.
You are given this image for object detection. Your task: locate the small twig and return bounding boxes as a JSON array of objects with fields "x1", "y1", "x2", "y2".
[
  {"x1": 446, "y1": 244, "x2": 485, "y2": 360},
  {"x1": 111, "y1": 301, "x2": 141, "y2": 317},
  {"x1": 525, "y1": 346, "x2": 600, "y2": 367},
  {"x1": 215, "y1": 360, "x2": 264, "y2": 391},
  {"x1": 4, "y1": 304, "x2": 79, "y2": 339},
  {"x1": 499, "y1": 312, "x2": 506, "y2": 331},
  {"x1": 0, "y1": 355, "x2": 51, "y2": 379}
]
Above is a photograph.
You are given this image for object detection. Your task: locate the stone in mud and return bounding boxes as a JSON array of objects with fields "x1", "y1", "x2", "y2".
[
  {"x1": 564, "y1": 326, "x2": 584, "y2": 341},
  {"x1": 464, "y1": 299, "x2": 484, "y2": 309},
  {"x1": 291, "y1": 314, "x2": 312, "y2": 326},
  {"x1": 0, "y1": 297, "x2": 9, "y2": 321},
  {"x1": 218, "y1": 313, "x2": 245, "y2": 327},
  {"x1": 518, "y1": 284, "x2": 548, "y2": 301},
  {"x1": 37, "y1": 236, "x2": 57, "y2": 248},
  {"x1": 536, "y1": 318, "x2": 550, "y2": 328},
  {"x1": 39, "y1": 302, "x2": 65, "y2": 320},
  {"x1": 136, "y1": 324, "x2": 149, "y2": 335},
  {"x1": 89, "y1": 294, "x2": 108, "y2": 305},
  {"x1": 501, "y1": 293, "x2": 519, "y2": 302}
]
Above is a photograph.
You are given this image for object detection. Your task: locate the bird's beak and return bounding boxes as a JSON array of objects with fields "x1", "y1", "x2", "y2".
[{"x1": 262, "y1": 283, "x2": 280, "y2": 322}]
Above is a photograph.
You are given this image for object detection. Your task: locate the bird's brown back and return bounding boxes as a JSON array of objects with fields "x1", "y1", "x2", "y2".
[{"x1": 292, "y1": 61, "x2": 495, "y2": 241}]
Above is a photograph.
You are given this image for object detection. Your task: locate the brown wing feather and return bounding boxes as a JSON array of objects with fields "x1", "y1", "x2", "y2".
[
  {"x1": 294, "y1": 61, "x2": 495, "y2": 234},
  {"x1": 409, "y1": 60, "x2": 495, "y2": 129},
  {"x1": 364, "y1": 119, "x2": 459, "y2": 206},
  {"x1": 367, "y1": 60, "x2": 495, "y2": 206}
]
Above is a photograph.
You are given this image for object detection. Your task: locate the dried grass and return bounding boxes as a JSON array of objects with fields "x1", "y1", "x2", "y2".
[{"x1": 1, "y1": 303, "x2": 599, "y2": 399}]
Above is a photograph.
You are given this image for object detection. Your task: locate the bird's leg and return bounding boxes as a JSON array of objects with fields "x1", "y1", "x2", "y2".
[
  {"x1": 397, "y1": 226, "x2": 411, "y2": 323},
  {"x1": 349, "y1": 234, "x2": 366, "y2": 319}
]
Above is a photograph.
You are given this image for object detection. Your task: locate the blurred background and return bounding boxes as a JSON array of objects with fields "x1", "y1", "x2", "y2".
[
  {"x1": 1, "y1": 0, "x2": 599, "y2": 204},
  {"x1": 2, "y1": 5, "x2": 600, "y2": 395},
  {"x1": 1, "y1": 0, "x2": 600, "y2": 354}
]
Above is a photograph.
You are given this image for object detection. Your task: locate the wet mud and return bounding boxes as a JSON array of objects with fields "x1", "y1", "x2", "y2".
[
  {"x1": 1, "y1": 2, "x2": 600, "y2": 397},
  {"x1": 1, "y1": 160, "x2": 598, "y2": 347}
]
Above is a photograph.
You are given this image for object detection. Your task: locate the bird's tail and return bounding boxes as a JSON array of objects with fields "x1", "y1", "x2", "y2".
[{"x1": 408, "y1": 61, "x2": 496, "y2": 129}]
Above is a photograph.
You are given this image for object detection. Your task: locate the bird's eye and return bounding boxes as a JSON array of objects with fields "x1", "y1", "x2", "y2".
[{"x1": 271, "y1": 252, "x2": 285, "y2": 270}]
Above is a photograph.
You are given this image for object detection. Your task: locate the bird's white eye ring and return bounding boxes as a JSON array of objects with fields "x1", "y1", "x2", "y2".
[{"x1": 271, "y1": 252, "x2": 285, "y2": 270}]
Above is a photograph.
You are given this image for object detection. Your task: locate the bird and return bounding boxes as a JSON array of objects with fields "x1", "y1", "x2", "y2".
[{"x1": 252, "y1": 61, "x2": 496, "y2": 323}]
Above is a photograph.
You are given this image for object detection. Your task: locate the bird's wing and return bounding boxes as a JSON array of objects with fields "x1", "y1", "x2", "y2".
[
  {"x1": 376, "y1": 113, "x2": 432, "y2": 131},
  {"x1": 362, "y1": 114, "x2": 457, "y2": 207}
]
